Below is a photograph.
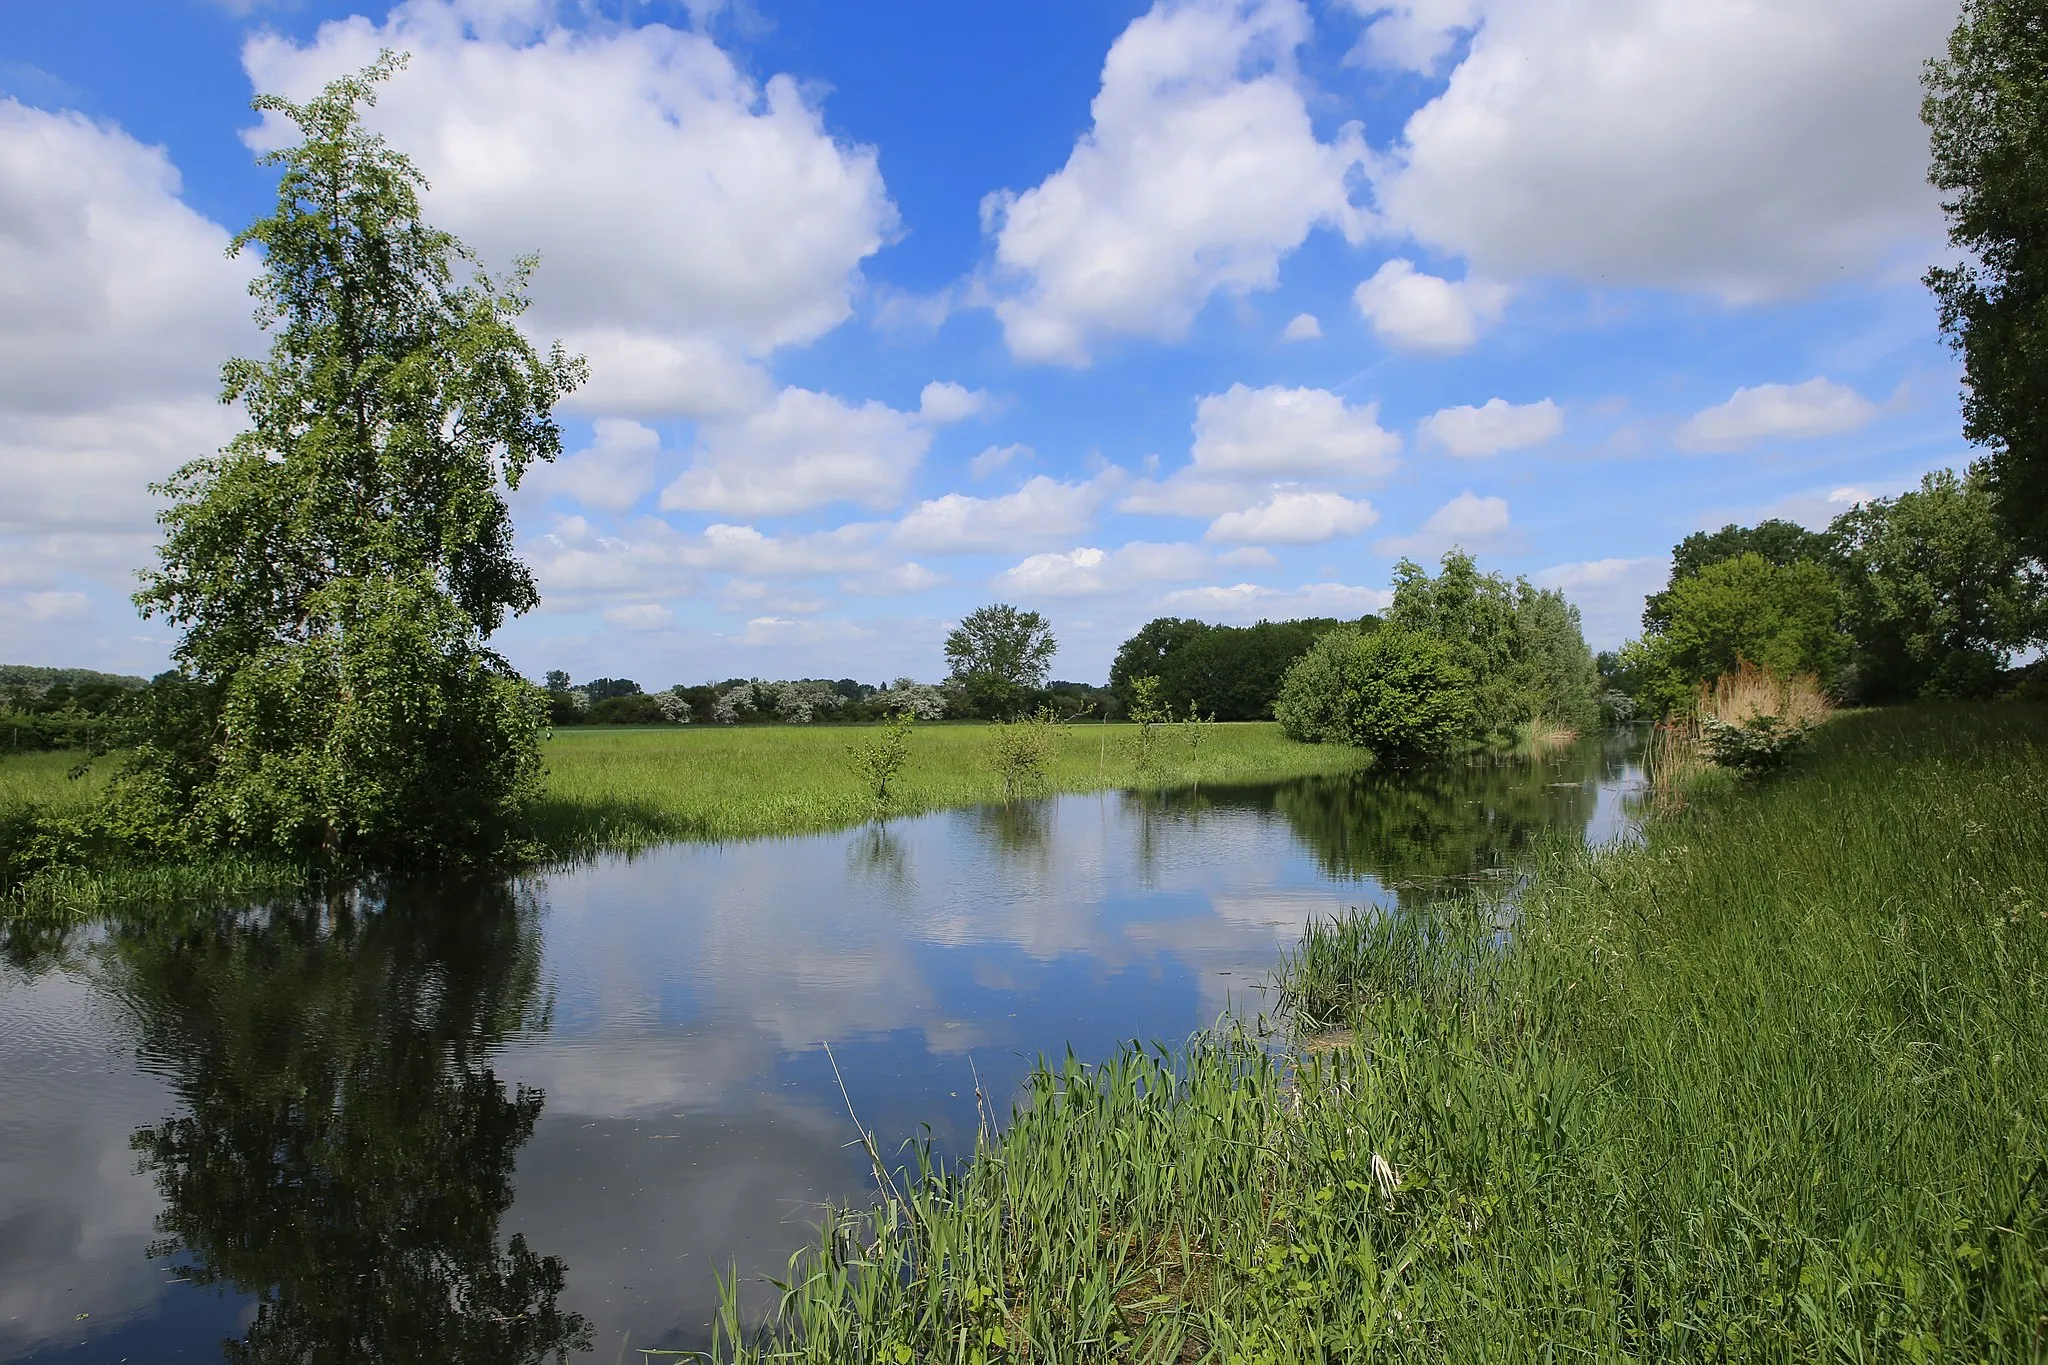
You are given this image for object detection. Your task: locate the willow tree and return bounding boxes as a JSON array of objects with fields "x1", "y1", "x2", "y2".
[{"x1": 129, "y1": 55, "x2": 583, "y2": 867}]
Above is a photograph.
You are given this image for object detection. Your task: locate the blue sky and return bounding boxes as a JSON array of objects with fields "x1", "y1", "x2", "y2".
[{"x1": 0, "y1": 0, "x2": 1968, "y2": 685}]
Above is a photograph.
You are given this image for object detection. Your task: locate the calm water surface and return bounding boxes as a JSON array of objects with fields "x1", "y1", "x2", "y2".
[{"x1": 1, "y1": 734, "x2": 1643, "y2": 1361}]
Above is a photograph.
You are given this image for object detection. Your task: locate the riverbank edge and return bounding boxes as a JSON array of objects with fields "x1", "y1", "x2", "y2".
[
  {"x1": 707, "y1": 702, "x2": 2048, "y2": 1361},
  {"x1": 1, "y1": 721, "x2": 1370, "y2": 920}
]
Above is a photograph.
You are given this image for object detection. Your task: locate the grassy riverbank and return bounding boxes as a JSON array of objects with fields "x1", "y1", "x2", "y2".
[
  {"x1": 528, "y1": 720, "x2": 1362, "y2": 856},
  {"x1": 1, "y1": 721, "x2": 1361, "y2": 913},
  {"x1": 716, "y1": 703, "x2": 2048, "y2": 1361}
]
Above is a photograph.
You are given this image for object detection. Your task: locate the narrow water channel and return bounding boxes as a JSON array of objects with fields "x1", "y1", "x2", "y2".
[{"x1": 0, "y1": 732, "x2": 1643, "y2": 1361}]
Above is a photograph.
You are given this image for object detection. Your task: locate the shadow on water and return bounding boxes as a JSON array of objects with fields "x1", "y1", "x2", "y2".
[{"x1": 96, "y1": 882, "x2": 590, "y2": 1364}]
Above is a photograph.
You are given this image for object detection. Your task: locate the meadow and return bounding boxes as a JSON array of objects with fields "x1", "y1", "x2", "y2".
[
  {"x1": 0, "y1": 720, "x2": 1364, "y2": 911},
  {"x1": 526, "y1": 720, "x2": 1365, "y2": 858},
  {"x1": 712, "y1": 703, "x2": 2048, "y2": 1361}
]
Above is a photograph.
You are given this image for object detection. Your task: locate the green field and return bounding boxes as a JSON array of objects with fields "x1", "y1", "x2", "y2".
[
  {"x1": 719, "y1": 704, "x2": 2048, "y2": 1361},
  {"x1": 527, "y1": 720, "x2": 1366, "y2": 858},
  {"x1": 1, "y1": 721, "x2": 1365, "y2": 909}
]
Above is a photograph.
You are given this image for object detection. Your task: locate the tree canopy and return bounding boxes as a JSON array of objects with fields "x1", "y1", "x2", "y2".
[
  {"x1": 126, "y1": 55, "x2": 583, "y2": 867},
  {"x1": 1108, "y1": 617, "x2": 1352, "y2": 721},
  {"x1": 944, "y1": 604, "x2": 1057, "y2": 718},
  {"x1": 1924, "y1": 0, "x2": 2048, "y2": 557}
]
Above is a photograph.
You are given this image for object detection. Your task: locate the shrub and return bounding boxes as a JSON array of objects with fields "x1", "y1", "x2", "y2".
[
  {"x1": 985, "y1": 707, "x2": 1066, "y2": 799},
  {"x1": 1275, "y1": 625, "x2": 1473, "y2": 767},
  {"x1": 1694, "y1": 661, "x2": 1833, "y2": 774},
  {"x1": 845, "y1": 711, "x2": 916, "y2": 806}
]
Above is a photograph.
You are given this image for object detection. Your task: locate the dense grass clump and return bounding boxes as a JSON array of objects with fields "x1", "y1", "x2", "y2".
[{"x1": 718, "y1": 704, "x2": 2048, "y2": 1361}]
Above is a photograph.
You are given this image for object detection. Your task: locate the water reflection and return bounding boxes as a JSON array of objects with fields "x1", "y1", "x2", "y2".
[
  {"x1": 0, "y1": 733, "x2": 1644, "y2": 1360},
  {"x1": 105, "y1": 884, "x2": 590, "y2": 1363}
]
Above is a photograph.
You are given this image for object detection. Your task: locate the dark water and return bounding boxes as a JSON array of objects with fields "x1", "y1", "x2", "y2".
[{"x1": 0, "y1": 734, "x2": 1643, "y2": 1361}]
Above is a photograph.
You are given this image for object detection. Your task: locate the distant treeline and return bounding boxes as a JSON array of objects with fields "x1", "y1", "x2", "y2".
[
  {"x1": 1108, "y1": 618, "x2": 1350, "y2": 721},
  {"x1": 1, "y1": 665, "x2": 149, "y2": 751},
  {"x1": 541, "y1": 672, "x2": 1114, "y2": 727}
]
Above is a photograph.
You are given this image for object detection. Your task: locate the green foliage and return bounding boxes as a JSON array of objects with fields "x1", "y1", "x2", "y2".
[
  {"x1": 1108, "y1": 617, "x2": 1350, "y2": 720},
  {"x1": 1925, "y1": 0, "x2": 2048, "y2": 557},
  {"x1": 1621, "y1": 553, "x2": 1847, "y2": 716},
  {"x1": 985, "y1": 707, "x2": 1068, "y2": 799},
  {"x1": 1641, "y1": 518, "x2": 1837, "y2": 631},
  {"x1": 1698, "y1": 714, "x2": 1814, "y2": 773},
  {"x1": 1831, "y1": 463, "x2": 2047, "y2": 700},
  {"x1": 1125, "y1": 674, "x2": 1171, "y2": 769},
  {"x1": 1274, "y1": 624, "x2": 1473, "y2": 767},
  {"x1": 845, "y1": 709, "x2": 916, "y2": 805},
  {"x1": 720, "y1": 706, "x2": 2048, "y2": 1361},
  {"x1": 587, "y1": 692, "x2": 667, "y2": 725},
  {"x1": 1388, "y1": 551, "x2": 1598, "y2": 740},
  {"x1": 124, "y1": 56, "x2": 581, "y2": 870},
  {"x1": 945, "y1": 604, "x2": 1058, "y2": 719}
]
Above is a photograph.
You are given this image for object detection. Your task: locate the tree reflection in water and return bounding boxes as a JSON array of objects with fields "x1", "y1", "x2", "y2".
[
  {"x1": 1135, "y1": 734, "x2": 1628, "y2": 902},
  {"x1": 103, "y1": 880, "x2": 591, "y2": 1364}
]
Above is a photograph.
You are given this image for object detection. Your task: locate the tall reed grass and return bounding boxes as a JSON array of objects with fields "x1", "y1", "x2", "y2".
[{"x1": 715, "y1": 704, "x2": 2048, "y2": 1360}]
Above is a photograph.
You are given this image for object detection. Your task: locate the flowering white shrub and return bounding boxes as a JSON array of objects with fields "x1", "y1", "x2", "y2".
[
  {"x1": 656, "y1": 688, "x2": 693, "y2": 723},
  {"x1": 774, "y1": 680, "x2": 844, "y2": 724},
  {"x1": 712, "y1": 682, "x2": 761, "y2": 725},
  {"x1": 875, "y1": 678, "x2": 948, "y2": 720}
]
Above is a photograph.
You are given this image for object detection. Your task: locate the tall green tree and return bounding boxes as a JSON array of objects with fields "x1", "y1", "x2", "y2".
[
  {"x1": 1619, "y1": 552, "x2": 1848, "y2": 716},
  {"x1": 1642, "y1": 519, "x2": 1837, "y2": 631},
  {"x1": 1830, "y1": 464, "x2": 2047, "y2": 700},
  {"x1": 127, "y1": 56, "x2": 583, "y2": 867},
  {"x1": 944, "y1": 604, "x2": 1057, "y2": 718},
  {"x1": 1924, "y1": 0, "x2": 2048, "y2": 556}
]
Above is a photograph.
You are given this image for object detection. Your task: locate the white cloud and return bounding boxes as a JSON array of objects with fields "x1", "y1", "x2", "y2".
[
  {"x1": 0, "y1": 99, "x2": 254, "y2": 415},
  {"x1": 1190, "y1": 384, "x2": 1400, "y2": 478},
  {"x1": 1371, "y1": 0, "x2": 1951, "y2": 300},
  {"x1": 1206, "y1": 490, "x2": 1378, "y2": 545},
  {"x1": 1281, "y1": 311, "x2": 1321, "y2": 340},
  {"x1": 680, "y1": 521, "x2": 886, "y2": 576},
  {"x1": 1341, "y1": 0, "x2": 1480, "y2": 72},
  {"x1": 243, "y1": 1, "x2": 896, "y2": 415},
  {"x1": 524, "y1": 515, "x2": 698, "y2": 606},
  {"x1": 660, "y1": 387, "x2": 934, "y2": 516},
  {"x1": 980, "y1": 0, "x2": 1365, "y2": 364},
  {"x1": 1216, "y1": 545, "x2": 1279, "y2": 568},
  {"x1": 891, "y1": 473, "x2": 1117, "y2": 555},
  {"x1": 1419, "y1": 396, "x2": 1563, "y2": 457},
  {"x1": 1353, "y1": 258, "x2": 1508, "y2": 355},
  {"x1": 732, "y1": 615, "x2": 878, "y2": 648},
  {"x1": 1532, "y1": 555, "x2": 1669, "y2": 650},
  {"x1": 1377, "y1": 490, "x2": 1511, "y2": 557},
  {"x1": 969, "y1": 443, "x2": 1032, "y2": 478},
  {"x1": 602, "y1": 602, "x2": 676, "y2": 631},
  {"x1": 520, "y1": 418, "x2": 661, "y2": 512},
  {"x1": 917, "y1": 381, "x2": 988, "y2": 424},
  {"x1": 1158, "y1": 580, "x2": 1392, "y2": 622},
  {"x1": 842, "y1": 562, "x2": 947, "y2": 596},
  {"x1": 1674, "y1": 378, "x2": 1878, "y2": 452},
  {"x1": 993, "y1": 542, "x2": 1208, "y2": 597}
]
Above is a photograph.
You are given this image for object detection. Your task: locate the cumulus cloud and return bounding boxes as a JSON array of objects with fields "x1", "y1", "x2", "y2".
[
  {"x1": 1419, "y1": 396, "x2": 1563, "y2": 457},
  {"x1": 1158, "y1": 580, "x2": 1392, "y2": 622},
  {"x1": 842, "y1": 562, "x2": 947, "y2": 596},
  {"x1": 243, "y1": 0, "x2": 896, "y2": 416},
  {"x1": 1674, "y1": 378, "x2": 1878, "y2": 452},
  {"x1": 680, "y1": 521, "x2": 886, "y2": 575},
  {"x1": 1377, "y1": 490, "x2": 1511, "y2": 557},
  {"x1": 1206, "y1": 490, "x2": 1378, "y2": 544},
  {"x1": 0, "y1": 99, "x2": 254, "y2": 415},
  {"x1": 1341, "y1": 0, "x2": 1480, "y2": 72},
  {"x1": 1353, "y1": 259, "x2": 1508, "y2": 355},
  {"x1": 1281, "y1": 312, "x2": 1321, "y2": 340},
  {"x1": 519, "y1": 418, "x2": 662, "y2": 512},
  {"x1": 660, "y1": 387, "x2": 937, "y2": 516},
  {"x1": 1532, "y1": 555, "x2": 1670, "y2": 650},
  {"x1": 891, "y1": 473, "x2": 1117, "y2": 554},
  {"x1": 1190, "y1": 384, "x2": 1400, "y2": 478},
  {"x1": 980, "y1": 0, "x2": 1365, "y2": 364},
  {"x1": 917, "y1": 380, "x2": 988, "y2": 424},
  {"x1": 1370, "y1": 0, "x2": 1952, "y2": 299},
  {"x1": 993, "y1": 542, "x2": 1208, "y2": 597}
]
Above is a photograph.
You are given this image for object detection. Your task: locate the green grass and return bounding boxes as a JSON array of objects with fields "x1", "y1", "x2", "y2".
[
  {"x1": 714, "y1": 704, "x2": 2048, "y2": 1362},
  {"x1": 0, "y1": 721, "x2": 1361, "y2": 914},
  {"x1": 526, "y1": 720, "x2": 1364, "y2": 859}
]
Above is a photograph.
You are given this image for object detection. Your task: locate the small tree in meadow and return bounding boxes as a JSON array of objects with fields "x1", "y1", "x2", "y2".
[
  {"x1": 846, "y1": 710, "x2": 916, "y2": 808},
  {"x1": 986, "y1": 707, "x2": 1066, "y2": 800}
]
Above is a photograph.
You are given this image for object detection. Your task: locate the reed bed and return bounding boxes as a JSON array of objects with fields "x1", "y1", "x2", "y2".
[
  {"x1": 1699, "y1": 659, "x2": 1834, "y2": 729},
  {"x1": 717, "y1": 704, "x2": 2048, "y2": 1361}
]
